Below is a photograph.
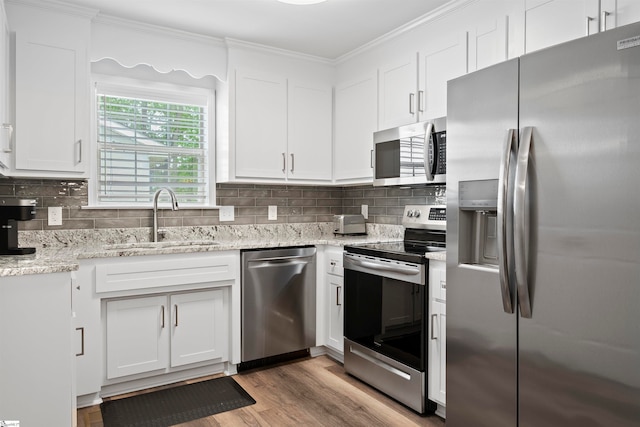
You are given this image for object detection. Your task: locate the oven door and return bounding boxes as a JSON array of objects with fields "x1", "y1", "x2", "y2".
[{"x1": 343, "y1": 253, "x2": 426, "y2": 371}]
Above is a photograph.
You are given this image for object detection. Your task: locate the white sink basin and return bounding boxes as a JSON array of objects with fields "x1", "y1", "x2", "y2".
[{"x1": 104, "y1": 240, "x2": 219, "y2": 250}]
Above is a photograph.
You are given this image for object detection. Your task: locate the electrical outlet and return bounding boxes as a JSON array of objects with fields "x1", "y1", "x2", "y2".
[
  {"x1": 361, "y1": 204, "x2": 368, "y2": 220},
  {"x1": 268, "y1": 205, "x2": 277, "y2": 221},
  {"x1": 219, "y1": 206, "x2": 234, "y2": 222},
  {"x1": 48, "y1": 206, "x2": 63, "y2": 226}
]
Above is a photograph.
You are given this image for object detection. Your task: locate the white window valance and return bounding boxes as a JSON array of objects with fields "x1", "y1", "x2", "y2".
[{"x1": 91, "y1": 16, "x2": 228, "y2": 82}]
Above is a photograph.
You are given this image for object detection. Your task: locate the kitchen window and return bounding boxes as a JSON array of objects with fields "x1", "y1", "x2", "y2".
[{"x1": 91, "y1": 74, "x2": 214, "y2": 207}]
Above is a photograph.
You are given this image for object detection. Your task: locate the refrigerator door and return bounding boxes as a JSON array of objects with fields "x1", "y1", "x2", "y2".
[
  {"x1": 518, "y1": 23, "x2": 640, "y2": 426},
  {"x1": 446, "y1": 58, "x2": 519, "y2": 427}
]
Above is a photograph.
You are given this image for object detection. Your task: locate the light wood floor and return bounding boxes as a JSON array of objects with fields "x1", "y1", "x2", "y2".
[{"x1": 77, "y1": 355, "x2": 445, "y2": 427}]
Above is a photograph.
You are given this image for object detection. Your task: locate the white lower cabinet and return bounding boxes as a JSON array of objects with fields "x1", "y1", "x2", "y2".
[
  {"x1": 428, "y1": 260, "x2": 446, "y2": 411},
  {"x1": 428, "y1": 299, "x2": 446, "y2": 407},
  {"x1": 0, "y1": 272, "x2": 74, "y2": 427},
  {"x1": 324, "y1": 247, "x2": 344, "y2": 355},
  {"x1": 106, "y1": 289, "x2": 229, "y2": 380},
  {"x1": 170, "y1": 290, "x2": 228, "y2": 367},
  {"x1": 327, "y1": 274, "x2": 344, "y2": 352}
]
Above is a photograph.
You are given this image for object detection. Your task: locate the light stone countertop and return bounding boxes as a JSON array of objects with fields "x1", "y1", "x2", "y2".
[{"x1": 0, "y1": 223, "x2": 412, "y2": 277}]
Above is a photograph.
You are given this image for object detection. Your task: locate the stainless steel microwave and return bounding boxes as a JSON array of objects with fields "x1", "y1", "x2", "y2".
[{"x1": 373, "y1": 117, "x2": 446, "y2": 186}]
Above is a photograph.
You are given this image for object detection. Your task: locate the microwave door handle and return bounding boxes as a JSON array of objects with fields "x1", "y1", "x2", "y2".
[
  {"x1": 497, "y1": 129, "x2": 516, "y2": 314},
  {"x1": 423, "y1": 122, "x2": 434, "y2": 181},
  {"x1": 515, "y1": 126, "x2": 533, "y2": 319}
]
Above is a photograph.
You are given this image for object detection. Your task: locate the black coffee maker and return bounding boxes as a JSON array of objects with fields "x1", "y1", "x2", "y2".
[{"x1": 0, "y1": 198, "x2": 37, "y2": 255}]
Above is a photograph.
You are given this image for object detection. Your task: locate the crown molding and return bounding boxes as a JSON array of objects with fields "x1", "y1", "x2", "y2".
[
  {"x1": 225, "y1": 37, "x2": 334, "y2": 65},
  {"x1": 5, "y1": 0, "x2": 98, "y2": 19},
  {"x1": 93, "y1": 14, "x2": 226, "y2": 47},
  {"x1": 334, "y1": 0, "x2": 476, "y2": 64}
]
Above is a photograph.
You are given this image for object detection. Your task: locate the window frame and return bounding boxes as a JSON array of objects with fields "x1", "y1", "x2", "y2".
[{"x1": 89, "y1": 73, "x2": 216, "y2": 208}]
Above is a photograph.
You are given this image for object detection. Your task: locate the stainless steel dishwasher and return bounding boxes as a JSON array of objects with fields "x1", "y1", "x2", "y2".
[{"x1": 241, "y1": 246, "x2": 316, "y2": 363}]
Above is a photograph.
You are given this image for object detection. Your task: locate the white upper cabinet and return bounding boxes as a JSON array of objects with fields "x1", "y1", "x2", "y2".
[
  {"x1": 333, "y1": 72, "x2": 377, "y2": 183},
  {"x1": 468, "y1": 16, "x2": 509, "y2": 72},
  {"x1": 234, "y1": 69, "x2": 288, "y2": 180},
  {"x1": 6, "y1": 1, "x2": 92, "y2": 177},
  {"x1": 288, "y1": 79, "x2": 333, "y2": 181},
  {"x1": 525, "y1": 0, "x2": 640, "y2": 54},
  {"x1": 231, "y1": 68, "x2": 332, "y2": 183},
  {"x1": 600, "y1": 0, "x2": 640, "y2": 30},
  {"x1": 378, "y1": 55, "x2": 418, "y2": 129},
  {"x1": 419, "y1": 31, "x2": 468, "y2": 121},
  {"x1": 525, "y1": 0, "x2": 598, "y2": 53},
  {"x1": 377, "y1": 32, "x2": 468, "y2": 128},
  {"x1": 0, "y1": 1, "x2": 9, "y2": 170}
]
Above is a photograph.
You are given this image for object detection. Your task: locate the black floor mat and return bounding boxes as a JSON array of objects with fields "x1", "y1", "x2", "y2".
[{"x1": 100, "y1": 376, "x2": 256, "y2": 427}]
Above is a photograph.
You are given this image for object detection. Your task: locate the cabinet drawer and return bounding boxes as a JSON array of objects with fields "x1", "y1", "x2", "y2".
[
  {"x1": 326, "y1": 250, "x2": 344, "y2": 276},
  {"x1": 96, "y1": 253, "x2": 237, "y2": 294}
]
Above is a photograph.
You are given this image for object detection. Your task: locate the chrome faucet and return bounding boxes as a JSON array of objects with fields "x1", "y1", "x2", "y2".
[{"x1": 152, "y1": 187, "x2": 179, "y2": 242}]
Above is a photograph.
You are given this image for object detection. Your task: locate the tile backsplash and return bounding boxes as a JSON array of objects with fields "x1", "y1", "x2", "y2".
[{"x1": 0, "y1": 179, "x2": 446, "y2": 231}]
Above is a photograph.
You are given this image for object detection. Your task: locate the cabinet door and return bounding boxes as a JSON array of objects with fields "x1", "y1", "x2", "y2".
[
  {"x1": 468, "y1": 16, "x2": 509, "y2": 73},
  {"x1": 600, "y1": 0, "x2": 640, "y2": 30},
  {"x1": 327, "y1": 274, "x2": 344, "y2": 352},
  {"x1": 525, "y1": 0, "x2": 599, "y2": 53},
  {"x1": 14, "y1": 33, "x2": 86, "y2": 174},
  {"x1": 378, "y1": 54, "x2": 418, "y2": 129},
  {"x1": 334, "y1": 73, "x2": 377, "y2": 183},
  {"x1": 0, "y1": 273, "x2": 74, "y2": 427},
  {"x1": 234, "y1": 69, "x2": 287, "y2": 179},
  {"x1": 106, "y1": 296, "x2": 169, "y2": 379},
  {"x1": 74, "y1": 264, "x2": 103, "y2": 397},
  {"x1": 419, "y1": 31, "x2": 468, "y2": 120},
  {"x1": 287, "y1": 80, "x2": 332, "y2": 182},
  {"x1": 0, "y1": 4, "x2": 9, "y2": 169},
  {"x1": 170, "y1": 289, "x2": 228, "y2": 367},
  {"x1": 428, "y1": 299, "x2": 446, "y2": 406}
]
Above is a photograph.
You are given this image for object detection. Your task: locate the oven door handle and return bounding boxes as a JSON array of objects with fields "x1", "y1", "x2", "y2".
[{"x1": 345, "y1": 255, "x2": 421, "y2": 276}]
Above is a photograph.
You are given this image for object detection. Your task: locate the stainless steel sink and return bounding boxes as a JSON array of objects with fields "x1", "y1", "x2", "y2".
[{"x1": 103, "y1": 240, "x2": 219, "y2": 250}]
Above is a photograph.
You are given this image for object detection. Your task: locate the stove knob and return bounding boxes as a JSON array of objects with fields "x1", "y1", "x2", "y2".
[
  {"x1": 407, "y1": 210, "x2": 414, "y2": 218},
  {"x1": 414, "y1": 210, "x2": 421, "y2": 218}
]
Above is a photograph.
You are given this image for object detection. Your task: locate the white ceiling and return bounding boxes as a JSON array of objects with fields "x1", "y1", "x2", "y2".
[{"x1": 58, "y1": 0, "x2": 451, "y2": 59}]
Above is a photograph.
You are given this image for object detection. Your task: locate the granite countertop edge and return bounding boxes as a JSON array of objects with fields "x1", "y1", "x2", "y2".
[{"x1": 0, "y1": 234, "x2": 412, "y2": 277}]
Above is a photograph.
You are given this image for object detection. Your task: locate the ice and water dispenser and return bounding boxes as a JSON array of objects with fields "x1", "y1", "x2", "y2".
[{"x1": 458, "y1": 179, "x2": 500, "y2": 267}]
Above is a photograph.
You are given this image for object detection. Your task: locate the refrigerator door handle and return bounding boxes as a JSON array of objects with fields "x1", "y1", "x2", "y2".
[
  {"x1": 514, "y1": 126, "x2": 533, "y2": 318},
  {"x1": 497, "y1": 128, "x2": 516, "y2": 314},
  {"x1": 424, "y1": 122, "x2": 435, "y2": 181}
]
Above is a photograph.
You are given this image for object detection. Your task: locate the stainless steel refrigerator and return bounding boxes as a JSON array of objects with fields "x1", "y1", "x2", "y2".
[{"x1": 446, "y1": 22, "x2": 640, "y2": 427}]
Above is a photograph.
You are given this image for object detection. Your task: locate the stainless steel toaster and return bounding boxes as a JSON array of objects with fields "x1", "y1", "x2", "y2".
[{"x1": 333, "y1": 214, "x2": 366, "y2": 235}]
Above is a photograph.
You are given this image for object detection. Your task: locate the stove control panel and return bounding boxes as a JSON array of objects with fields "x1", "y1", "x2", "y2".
[{"x1": 402, "y1": 204, "x2": 446, "y2": 230}]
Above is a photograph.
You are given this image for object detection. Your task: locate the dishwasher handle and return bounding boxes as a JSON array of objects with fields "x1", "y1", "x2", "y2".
[{"x1": 247, "y1": 254, "x2": 315, "y2": 263}]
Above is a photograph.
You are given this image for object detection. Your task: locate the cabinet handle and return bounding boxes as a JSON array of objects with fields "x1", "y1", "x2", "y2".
[
  {"x1": 430, "y1": 314, "x2": 437, "y2": 340},
  {"x1": 282, "y1": 152, "x2": 286, "y2": 173},
  {"x1": 336, "y1": 285, "x2": 342, "y2": 306},
  {"x1": 418, "y1": 90, "x2": 424, "y2": 113},
  {"x1": 586, "y1": 16, "x2": 594, "y2": 36},
  {"x1": 161, "y1": 305, "x2": 165, "y2": 328},
  {"x1": 76, "y1": 139, "x2": 83, "y2": 164},
  {"x1": 2, "y1": 123, "x2": 13, "y2": 153},
  {"x1": 290, "y1": 153, "x2": 295, "y2": 173},
  {"x1": 601, "y1": 11, "x2": 610, "y2": 32},
  {"x1": 174, "y1": 304, "x2": 179, "y2": 327},
  {"x1": 76, "y1": 327, "x2": 85, "y2": 356},
  {"x1": 409, "y1": 93, "x2": 415, "y2": 114}
]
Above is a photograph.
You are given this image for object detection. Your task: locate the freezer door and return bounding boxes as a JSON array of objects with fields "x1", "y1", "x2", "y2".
[
  {"x1": 446, "y1": 58, "x2": 519, "y2": 427},
  {"x1": 518, "y1": 23, "x2": 640, "y2": 426}
]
